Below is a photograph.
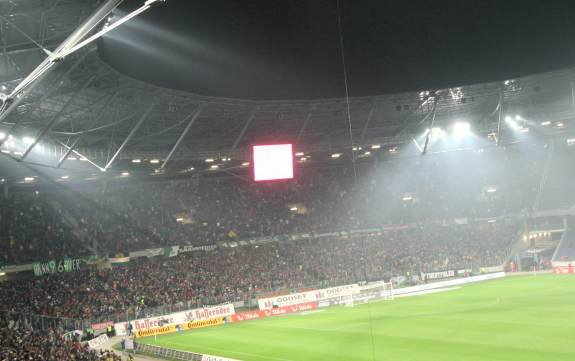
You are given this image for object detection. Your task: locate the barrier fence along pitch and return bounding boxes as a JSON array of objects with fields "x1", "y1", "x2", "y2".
[{"x1": 135, "y1": 342, "x2": 206, "y2": 361}]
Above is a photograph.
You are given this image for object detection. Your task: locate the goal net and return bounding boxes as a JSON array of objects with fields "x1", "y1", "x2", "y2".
[
  {"x1": 361, "y1": 281, "x2": 394, "y2": 302},
  {"x1": 377, "y1": 281, "x2": 394, "y2": 301}
]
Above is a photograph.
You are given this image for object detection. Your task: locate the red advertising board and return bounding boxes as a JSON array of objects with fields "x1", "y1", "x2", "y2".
[
  {"x1": 553, "y1": 266, "x2": 575, "y2": 274},
  {"x1": 231, "y1": 302, "x2": 317, "y2": 323}
]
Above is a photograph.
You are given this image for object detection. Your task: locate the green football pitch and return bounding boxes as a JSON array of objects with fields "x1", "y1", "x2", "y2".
[{"x1": 138, "y1": 274, "x2": 575, "y2": 361}]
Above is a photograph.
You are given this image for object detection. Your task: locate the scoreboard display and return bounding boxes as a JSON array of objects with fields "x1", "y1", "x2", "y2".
[{"x1": 252, "y1": 144, "x2": 294, "y2": 181}]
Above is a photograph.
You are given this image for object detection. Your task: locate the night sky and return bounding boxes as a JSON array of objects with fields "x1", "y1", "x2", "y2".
[{"x1": 99, "y1": 0, "x2": 575, "y2": 100}]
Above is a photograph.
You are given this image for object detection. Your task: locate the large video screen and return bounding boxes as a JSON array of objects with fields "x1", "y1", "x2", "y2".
[{"x1": 252, "y1": 144, "x2": 294, "y2": 181}]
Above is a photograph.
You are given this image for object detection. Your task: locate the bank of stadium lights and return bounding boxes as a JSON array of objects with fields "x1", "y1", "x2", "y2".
[
  {"x1": 331, "y1": 153, "x2": 342, "y2": 159},
  {"x1": 120, "y1": 172, "x2": 130, "y2": 177},
  {"x1": 241, "y1": 162, "x2": 250, "y2": 167},
  {"x1": 290, "y1": 206, "x2": 298, "y2": 212},
  {"x1": 295, "y1": 152, "x2": 304, "y2": 157},
  {"x1": 298, "y1": 157, "x2": 307, "y2": 163},
  {"x1": 0, "y1": 132, "x2": 5, "y2": 140},
  {"x1": 505, "y1": 116, "x2": 528, "y2": 132},
  {"x1": 68, "y1": 156, "x2": 77, "y2": 161},
  {"x1": 541, "y1": 121, "x2": 551, "y2": 126},
  {"x1": 371, "y1": 144, "x2": 381, "y2": 150},
  {"x1": 13, "y1": 151, "x2": 22, "y2": 156},
  {"x1": 556, "y1": 122, "x2": 565, "y2": 128},
  {"x1": 131, "y1": 159, "x2": 142, "y2": 164},
  {"x1": 22, "y1": 136, "x2": 35, "y2": 145},
  {"x1": 567, "y1": 138, "x2": 575, "y2": 146},
  {"x1": 1, "y1": 149, "x2": 9, "y2": 154},
  {"x1": 60, "y1": 175, "x2": 69, "y2": 180},
  {"x1": 210, "y1": 164, "x2": 219, "y2": 170},
  {"x1": 402, "y1": 194, "x2": 414, "y2": 202},
  {"x1": 205, "y1": 158, "x2": 215, "y2": 163},
  {"x1": 389, "y1": 147, "x2": 399, "y2": 154},
  {"x1": 425, "y1": 127, "x2": 446, "y2": 141},
  {"x1": 486, "y1": 186, "x2": 497, "y2": 193},
  {"x1": 23, "y1": 177, "x2": 34, "y2": 183},
  {"x1": 451, "y1": 121, "x2": 471, "y2": 138},
  {"x1": 222, "y1": 157, "x2": 231, "y2": 162},
  {"x1": 150, "y1": 159, "x2": 160, "y2": 164}
]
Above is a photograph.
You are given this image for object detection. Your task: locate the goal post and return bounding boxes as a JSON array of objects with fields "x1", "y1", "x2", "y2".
[{"x1": 360, "y1": 281, "x2": 394, "y2": 302}]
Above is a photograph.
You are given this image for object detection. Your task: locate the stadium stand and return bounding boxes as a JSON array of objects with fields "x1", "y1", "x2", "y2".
[
  {"x1": 0, "y1": 220, "x2": 518, "y2": 324},
  {"x1": 0, "y1": 317, "x2": 121, "y2": 360}
]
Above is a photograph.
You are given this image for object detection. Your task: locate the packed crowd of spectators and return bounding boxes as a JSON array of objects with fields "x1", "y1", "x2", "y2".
[
  {"x1": 2, "y1": 140, "x2": 570, "y2": 266},
  {"x1": 0, "y1": 317, "x2": 121, "y2": 361},
  {"x1": 0, "y1": 219, "x2": 518, "y2": 323}
]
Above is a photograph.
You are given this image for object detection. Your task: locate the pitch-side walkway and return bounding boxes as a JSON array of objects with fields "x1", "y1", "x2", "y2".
[{"x1": 94, "y1": 335, "x2": 160, "y2": 361}]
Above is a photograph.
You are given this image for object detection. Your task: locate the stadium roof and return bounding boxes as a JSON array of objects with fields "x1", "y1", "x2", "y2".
[{"x1": 0, "y1": 0, "x2": 574, "y2": 179}]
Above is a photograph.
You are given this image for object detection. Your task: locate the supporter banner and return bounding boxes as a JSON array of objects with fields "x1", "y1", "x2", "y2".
[
  {"x1": 115, "y1": 303, "x2": 235, "y2": 336},
  {"x1": 108, "y1": 257, "x2": 130, "y2": 265},
  {"x1": 129, "y1": 248, "x2": 164, "y2": 258},
  {"x1": 421, "y1": 270, "x2": 455, "y2": 281},
  {"x1": 179, "y1": 245, "x2": 217, "y2": 253},
  {"x1": 87, "y1": 334, "x2": 109, "y2": 349},
  {"x1": 553, "y1": 266, "x2": 575, "y2": 274},
  {"x1": 232, "y1": 302, "x2": 317, "y2": 322},
  {"x1": 91, "y1": 321, "x2": 113, "y2": 331},
  {"x1": 164, "y1": 246, "x2": 179, "y2": 257},
  {"x1": 257, "y1": 284, "x2": 358, "y2": 310},
  {"x1": 33, "y1": 258, "x2": 81, "y2": 276}
]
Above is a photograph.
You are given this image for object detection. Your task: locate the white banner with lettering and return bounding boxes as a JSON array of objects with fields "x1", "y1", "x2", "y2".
[{"x1": 114, "y1": 303, "x2": 235, "y2": 336}]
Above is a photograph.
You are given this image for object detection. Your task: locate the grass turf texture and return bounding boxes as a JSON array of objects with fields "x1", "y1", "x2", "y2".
[{"x1": 138, "y1": 274, "x2": 575, "y2": 361}]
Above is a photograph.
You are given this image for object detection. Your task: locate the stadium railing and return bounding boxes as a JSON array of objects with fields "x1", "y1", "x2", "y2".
[{"x1": 134, "y1": 341, "x2": 206, "y2": 360}]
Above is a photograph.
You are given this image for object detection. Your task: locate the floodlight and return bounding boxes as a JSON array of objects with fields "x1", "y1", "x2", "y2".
[
  {"x1": 131, "y1": 159, "x2": 142, "y2": 163},
  {"x1": 22, "y1": 136, "x2": 35, "y2": 144},
  {"x1": 331, "y1": 153, "x2": 342, "y2": 159},
  {"x1": 150, "y1": 159, "x2": 160, "y2": 164},
  {"x1": 452, "y1": 122, "x2": 471, "y2": 137}
]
